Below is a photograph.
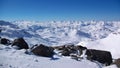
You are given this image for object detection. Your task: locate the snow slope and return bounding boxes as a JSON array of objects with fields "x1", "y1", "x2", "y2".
[
  {"x1": 86, "y1": 29, "x2": 120, "y2": 59},
  {"x1": 0, "y1": 44, "x2": 118, "y2": 68},
  {"x1": 0, "y1": 20, "x2": 120, "y2": 68},
  {"x1": 0, "y1": 44, "x2": 100, "y2": 68}
]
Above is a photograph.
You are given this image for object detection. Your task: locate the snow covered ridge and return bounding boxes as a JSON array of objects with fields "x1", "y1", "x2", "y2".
[
  {"x1": 0, "y1": 20, "x2": 120, "y2": 68},
  {"x1": 12, "y1": 20, "x2": 120, "y2": 40},
  {"x1": 0, "y1": 37, "x2": 119, "y2": 68},
  {"x1": 1, "y1": 20, "x2": 120, "y2": 45}
]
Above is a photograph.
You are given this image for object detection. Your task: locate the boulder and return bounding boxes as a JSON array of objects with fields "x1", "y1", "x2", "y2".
[
  {"x1": 12, "y1": 38, "x2": 29, "y2": 49},
  {"x1": 86, "y1": 49, "x2": 113, "y2": 66},
  {"x1": 0, "y1": 38, "x2": 10, "y2": 45},
  {"x1": 31, "y1": 44, "x2": 54, "y2": 57}
]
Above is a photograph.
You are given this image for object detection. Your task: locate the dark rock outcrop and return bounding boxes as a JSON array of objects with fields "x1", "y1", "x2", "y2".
[
  {"x1": 12, "y1": 38, "x2": 29, "y2": 49},
  {"x1": 86, "y1": 49, "x2": 113, "y2": 66},
  {"x1": 0, "y1": 29, "x2": 1, "y2": 33},
  {"x1": 113, "y1": 58, "x2": 120, "y2": 68},
  {"x1": 31, "y1": 44, "x2": 54, "y2": 57},
  {"x1": 53, "y1": 44, "x2": 77, "y2": 56},
  {"x1": 0, "y1": 38, "x2": 10, "y2": 45}
]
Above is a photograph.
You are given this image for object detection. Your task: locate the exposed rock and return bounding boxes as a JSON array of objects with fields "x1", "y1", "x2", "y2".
[
  {"x1": 114, "y1": 58, "x2": 120, "y2": 68},
  {"x1": 12, "y1": 38, "x2": 29, "y2": 49},
  {"x1": 31, "y1": 44, "x2": 54, "y2": 57},
  {"x1": 0, "y1": 38, "x2": 11, "y2": 45},
  {"x1": 86, "y1": 49, "x2": 113, "y2": 66}
]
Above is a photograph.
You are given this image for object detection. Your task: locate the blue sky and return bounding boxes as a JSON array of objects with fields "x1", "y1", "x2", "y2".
[{"x1": 0, "y1": 0, "x2": 120, "y2": 21}]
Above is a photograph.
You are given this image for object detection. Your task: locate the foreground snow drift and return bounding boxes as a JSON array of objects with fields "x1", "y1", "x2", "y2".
[
  {"x1": 0, "y1": 45, "x2": 100, "y2": 68},
  {"x1": 0, "y1": 43, "x2": 118, "y2": 68}
]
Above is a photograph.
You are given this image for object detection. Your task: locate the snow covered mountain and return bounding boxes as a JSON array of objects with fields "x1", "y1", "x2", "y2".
[
  {"x1": 1, "y1": 20, "x2": 120, "y2": 46},
  {"x1": 0, "y1": 20, "x2": 120, "y2": 68}
]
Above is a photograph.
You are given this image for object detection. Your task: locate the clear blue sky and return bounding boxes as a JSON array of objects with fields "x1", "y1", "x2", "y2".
[{"x1": 0, "y1": 0, "x2": 120, "y2": 21}]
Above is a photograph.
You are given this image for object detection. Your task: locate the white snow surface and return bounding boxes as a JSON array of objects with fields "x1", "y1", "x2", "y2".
[
  {"x1": 86, "y1": 29, "x2": 120, "y2": 59},
  {"x1": 0, "y1": 20, "x2": 120, "y2": 68},
  {"x1": 0, "y1": 45, "x2": 99, "y2": 68}
]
